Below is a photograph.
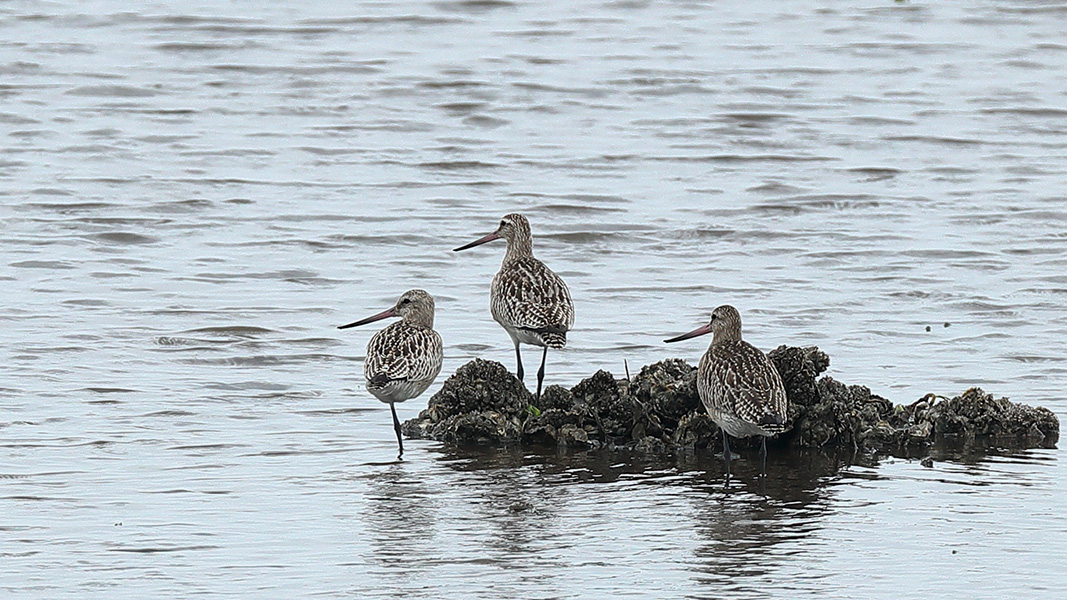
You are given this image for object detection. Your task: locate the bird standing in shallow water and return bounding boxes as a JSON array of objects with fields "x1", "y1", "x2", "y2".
[
  {"x1": 665, "y1": 305, "x2": 786, "y2": 479},
  {"x1": 454, "y1": 213, "x2": 574, "y2": 400},
  {"x1": 338, "y1": 289, "x2": 443, "y2": 460}
]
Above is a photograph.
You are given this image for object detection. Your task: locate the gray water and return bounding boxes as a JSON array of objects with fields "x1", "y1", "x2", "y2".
[{"x1": 2, "y1": 0, "x2": 1066, "y2": 597}]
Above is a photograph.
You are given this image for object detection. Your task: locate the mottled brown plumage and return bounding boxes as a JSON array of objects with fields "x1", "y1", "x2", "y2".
[
  {"x1": 490, "y1": 254, "x2": 573, "y2": 349},
  {"x1": 699, "y1": 339, "x2": 787, "y2": 436},
  {"x1": 666, "y1": 305, "x2": 786, "y2": 477},
  {"x1": 338, "y1": 289, "x2": 443, "y2": 459},
  {"x1": 364, "y1": 319, "x2": 442, "y2": 403},
  {"x1": 454, "y1": 213, "x2": 574, "y2": 399}
]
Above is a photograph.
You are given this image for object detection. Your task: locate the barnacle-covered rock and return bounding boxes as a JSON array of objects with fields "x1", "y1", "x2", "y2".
[
  {"x1": 402, "y1": 349, "x2": 1059, "y2": 457},
  {"x1": 629, "y1": 359, "x2": 700, "y2": 428},
  {"x1": 402, "y1": 359, "x2": 528, "y2": 444}
]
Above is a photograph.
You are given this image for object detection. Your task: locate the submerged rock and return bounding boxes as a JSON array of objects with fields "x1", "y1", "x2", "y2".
[{"x1": 402, "y1": 347, "x2": 1059, "y2": 455}]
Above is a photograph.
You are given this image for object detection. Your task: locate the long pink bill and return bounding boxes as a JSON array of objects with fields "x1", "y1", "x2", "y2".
[
  {"x1": 453, "y1": 231, "x2": 501, "y2": 252},
  {"x1": 664, "y1": 322, "x2": 713, "y2": 343},
  {"x1": 337, "y1": 307, "x2": 399, "y2": 330}
]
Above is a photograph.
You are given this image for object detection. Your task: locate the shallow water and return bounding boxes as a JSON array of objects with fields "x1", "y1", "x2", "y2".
[{"x1": 2, "y1": 0, "x2": 1065, "y2": 597}]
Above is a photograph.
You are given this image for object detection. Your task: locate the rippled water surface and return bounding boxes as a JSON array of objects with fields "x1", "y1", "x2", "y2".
[{"x1": 2, "y1": 0, "x2": 1066, "y2": 597}]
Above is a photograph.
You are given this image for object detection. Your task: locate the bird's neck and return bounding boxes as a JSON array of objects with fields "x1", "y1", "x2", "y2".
[
  {"x1": 404, "y1": 311, "x2": 434, "y2": 330},
  {"x1": 712, "y1": 329, "x2": 742, "y2": 345},
  {"x1": 503, "y1": 237, "x2": 533, "y2": 264}
]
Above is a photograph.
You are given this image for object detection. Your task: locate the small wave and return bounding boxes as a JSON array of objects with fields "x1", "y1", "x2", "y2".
[
  {"x1": 90, "y1": 232, "x2": 160, "y2": 245},
  {"x1": 10, "y1": 260, "x2": 75, "y2": 269},
  {"x1": 418, "y1": 160, "x2": 502, "y2": 170},
  {"x1": 179, "y1": 353, "x2": 342, "y2": 367},
  {"x1": 649, "y1": 153, "x2": 838, "y2": 164},
  {"x1": 139, "y1": 410, "x2": 196, "y2": 417},
  {"x1": 295, "y1": 407, "x2": 377, "y2": 416},
  {"x1": 65, "y1": 85, "x2": 160, "y2": 98},
  {"x1": 180, "y1": 326, "x2": 275, "y2": 337},
  {"x1": 153, "y1": 42, "x2": 248, "y2": 52},
  {"x1": 109, "y1": 545, "x2": 219, "y2": 553}
]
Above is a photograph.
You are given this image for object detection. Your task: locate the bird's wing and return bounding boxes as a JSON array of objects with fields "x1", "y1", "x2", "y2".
[
  {"x1": 365, "y1": 323, "x2": 443, "y2": 385},
  {"x1": 709, "y1": 342, "x2": 787, "y2": 424},
  {"x1": 493, "y1": 257, "x2": 575, "y2": 331}
]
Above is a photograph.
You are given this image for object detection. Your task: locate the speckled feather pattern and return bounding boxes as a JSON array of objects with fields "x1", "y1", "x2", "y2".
[
  {"x1": 364, "y1": 321, "x2": 443, "y2": 403},
  {"x1": 697, "y1": 340, "x2": 787, "y2": 437},
  {"x1": 682, "y1": 305, "x2": 787, "y2": 439},
  {"x1": 491, "y1": 255, "x2": 574, "y2": 348},
  {"x1": 455, "y1": 213, "x2": 575, "y2": 350}
]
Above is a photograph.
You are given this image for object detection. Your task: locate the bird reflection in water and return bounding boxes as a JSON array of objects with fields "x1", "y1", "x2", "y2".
[
  {"x1": 684, "y1": 448, "x2": 868, "y2": 593},
  {"x1": 361, "y1": 464, "x2": 439, "y2": 586},
  {"x1": 436, "y1": 447, "x2": 569, "y2": 573}
]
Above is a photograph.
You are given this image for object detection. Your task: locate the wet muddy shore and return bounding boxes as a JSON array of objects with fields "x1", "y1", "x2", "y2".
[{"x1": 403, "y1": 346, "x2": 1060, "y2": 456}]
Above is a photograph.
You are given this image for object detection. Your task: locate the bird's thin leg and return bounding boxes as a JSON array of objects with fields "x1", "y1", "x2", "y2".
[
  {"x1": 390, "y1": 402, "x2": 404, "y2": 460},
  {"x1": 722, "y1": 431, "x2": 732, "y2": 482},
  {"x1": 514, "y1": 342, "x2": 524, "y2": 381},
  {"x1": 759, "y1": 436, "x2": 767, "y2": 478},
  {"x1": 535, "y1": 346, "x2": 548, "y2": 401}
]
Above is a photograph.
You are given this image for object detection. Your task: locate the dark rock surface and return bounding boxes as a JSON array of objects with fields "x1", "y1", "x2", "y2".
[
  {"x1": 402, "y1": 346, "x2": 1059, "y2": 455},
  {"x1": 401, "y1": 359, "x2": 528, "y2": 445}
]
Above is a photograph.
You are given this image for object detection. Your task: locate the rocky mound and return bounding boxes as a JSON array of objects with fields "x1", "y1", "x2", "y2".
[{"x1": 401, "y1": 346, "x2": 1059, "y2": 454}]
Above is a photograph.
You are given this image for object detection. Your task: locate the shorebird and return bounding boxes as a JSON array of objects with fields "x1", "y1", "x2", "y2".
[
  {"x1": 338, "y1": 289, "x2": 443, "y2": 459},
  {"x1": 453, "y1": 213, "x2": 574, "y2": 400},
  {"x1": 665, "y1": 305, "x2": 786, "y2": 478}
]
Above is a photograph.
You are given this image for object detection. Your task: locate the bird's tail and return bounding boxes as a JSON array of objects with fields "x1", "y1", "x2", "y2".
[
  {"x1": 541, "y1": 331, "x2": 567, "y2": 349},
  {"x1": 530, "y1": 324, "x2": 568, "y2": 349},
  {"x1": 759, "y1": 412, "x2": 787, "y2": 434},
  {"x1": 367, "y1": 373, "x2": 394, "y2": 391}
]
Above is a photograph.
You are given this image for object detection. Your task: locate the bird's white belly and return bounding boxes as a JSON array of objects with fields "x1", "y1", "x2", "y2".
[
  {"x1": 500, "y1": 323, "x2": 547, "y2": 348},
  {"x1": 705, "y1": 405, "x2": 773, "y2": 438},
  {"x1": 368, "y1": 379, "x2": 433, "y2": 404}
]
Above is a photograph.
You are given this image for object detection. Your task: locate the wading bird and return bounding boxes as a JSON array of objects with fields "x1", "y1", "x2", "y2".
[
  {"x1": 665, "y1": 305, "x2": 786, "y2": 478},
  {"x1": 338, "y1": 289, "x2": 442, "y2": 459},
  {"x1": 453, "y1": 213, "x2": 574, "y2": 400}
]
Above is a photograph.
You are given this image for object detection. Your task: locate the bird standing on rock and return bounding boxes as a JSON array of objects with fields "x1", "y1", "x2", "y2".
[
  {"x1": 453, "y1": 213, "x2": 575, "y2": 400},
  {"x1": 665, "y1": 304, "x2": 787, "y2": 479},
  {"x1": 338, "y1": 289, "x2": 443, "y2": 460}
]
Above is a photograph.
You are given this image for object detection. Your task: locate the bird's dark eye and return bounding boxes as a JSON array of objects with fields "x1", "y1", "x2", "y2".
[
  {"x1": 500, "y1": 220, "x2": 506, "y2": 228},
  {"x1": 400, "y1": 298, "x2": 411, "y2": 306}
]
